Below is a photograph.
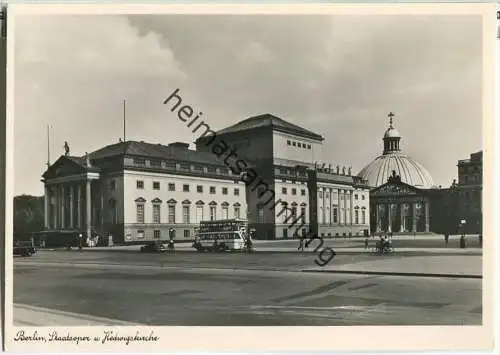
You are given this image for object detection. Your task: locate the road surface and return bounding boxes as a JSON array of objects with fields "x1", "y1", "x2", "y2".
[{"x1": 14, "y1": 251, "x2": 482, "y2": 326}]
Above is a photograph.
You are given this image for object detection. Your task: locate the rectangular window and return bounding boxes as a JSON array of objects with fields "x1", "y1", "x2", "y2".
[
  {"x1": 182, "y1": 205, "x2": 190, "y2": 224},
  {"x1": 133, "y1": 158, "x2": 146, "y2": 167},
  {"x1": 362, "y1": 210, "x2": 366, "y2": 224},
  {"x1": 137, "y1": 230, "x2": 145, "y2": 239},
  {"x1": 234, "y1": 188, "x2": 240, "y2": 196},
  {"x1": 168, "y1": 183, "x2": 175, "y2": 191},
  {"x1": 184, "y1": 230, "x2": 190, "y2": 239},
  {"x1": 197, "y1": 185, "x2": 203, "y2": 193},
  {"x1": 153, "y1": 204, "x2": 161, "y2": 224},
  {"x1": 298, "y1": 143, "x2": 302, "y2": 148},
  {"x1": 222, "y1": 187, "x2": 228, "y2": 195},
  {"x1": 283, "y1": 229, "x2": 288, "y2": 239},
  {"x1": 210, "y1": 206, "x2": 216, "y2": 221},
  {"x1": 362, "y1": 195, "x2": 365, "y2": 200},
  {"x1": 355, "y1": 194, "x2": 358, "y2": 200},
  {"x1": 136, "y1": 204, "x2": 144, "y2": 223},
  {"x1": 292, "y1": 188, "x2": 297, "y2": 195},
  {"x1": 287, "y1": 140, "x2": 291, "y2": 146},
  {"x1": 153, "y1": 181, "x2": 160, "y2": 190},
  {"x1": 153, "y1": 230, "x2": 161, "y2": 239},
  {"x1": 183, "y1": 184, "x2": 190, "y2": 192},
  {"x1": 307, "y1": 144, "x2": 311, "y2": 149},
  {"x1": 333, "y1": 208, "x2": 338, "y2": 224},
  {"x1": 355, "y1": 210, "x2": 359, "y2": 224},
  {"x1": 292, "y1": 141, "x2": 296, "y2": 146},
  {"x1": 234, "y1": 206, "x2": 241, "y2": 219},
  {"x1": 257, "y1": 206, "x2": 264, "y2": 223},
  {"x1": 210, "y1": 186, "x2": 216, "y2": 194},
  {"x1": 168, "y1": 205, "x2": 176, "y2": 223},
  {"x1": 301, "y1": 189, "x2": 306, "y2": 196},
  {"x1": 222, "y1": 206, "x2": 229, "y2": 219},
  {"x1": 136, "y1": 180, "x2": 144, "y2": 189},
  {"x1": 282, "y1": 187, "x2": 287, "y2": 194},
  {"x1": 196, "y1": 206, "x2": 204, "y2": 223},
  {"x1": 301, "y1": 207, "x2": 306, "y2": 223},
  {"x1": 291, "y1": 207, "x2": 297, "y2": 217},
  {"x1": 150, "y1": 160, "x2": 162, "y2": 168}
]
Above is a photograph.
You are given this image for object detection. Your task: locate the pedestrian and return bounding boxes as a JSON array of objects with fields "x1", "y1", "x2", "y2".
[
  {"x1": 479, "y1": 234, "x2": 482, "y2": 247},
  {"x1": 298, "y1": 235, "x2": 304, "y2": 252},
  {"x1": 444, "y1": 233, "x2": 449, "y2": 247},
  {"x1": 364, "y1": 237, "x2": 369, "y2": 249},
  {"x1": 78, "y1": 233, "x2": 83, "y2": 251}
]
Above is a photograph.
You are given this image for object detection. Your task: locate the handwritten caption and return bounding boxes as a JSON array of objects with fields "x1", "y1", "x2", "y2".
[{"x1": 14, "y1": 329, "x2": 159, "y2": 346}]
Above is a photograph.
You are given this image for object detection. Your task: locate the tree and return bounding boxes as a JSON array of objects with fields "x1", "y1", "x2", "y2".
[{"x1": 13, "y1": 195, "x2": 44, "y2": 240}]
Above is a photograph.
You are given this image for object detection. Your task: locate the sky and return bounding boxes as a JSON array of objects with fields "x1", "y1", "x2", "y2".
[{"x1": 14, "y1": 13, "x2": 483, "y2": 196}]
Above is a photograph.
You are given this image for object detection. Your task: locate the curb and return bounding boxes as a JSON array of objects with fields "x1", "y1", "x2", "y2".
[{"x1": 301, "y1": 269, "x2": 482, "y2": 279}]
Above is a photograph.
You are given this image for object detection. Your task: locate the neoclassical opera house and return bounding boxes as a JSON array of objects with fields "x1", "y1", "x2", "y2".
[{"x1": 358, "y1": 114, "x2": 436, "y2": 234}]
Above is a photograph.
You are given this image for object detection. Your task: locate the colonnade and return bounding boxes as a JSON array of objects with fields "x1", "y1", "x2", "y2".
[{"x1": 374, "y1": 201, "x2": 429, "y2": 233}]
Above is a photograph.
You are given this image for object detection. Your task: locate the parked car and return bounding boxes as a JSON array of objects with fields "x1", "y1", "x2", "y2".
[
  {"x1": 140, "y1": 242, "x2": 167, "y2": 253},
  {"x1": 13, "y1": 241, "x2": 36, "y2": 257}
]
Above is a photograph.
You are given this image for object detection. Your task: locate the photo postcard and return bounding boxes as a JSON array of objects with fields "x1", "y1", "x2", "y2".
[{"x1": 2, "y1": 2, "x2": 498, "y2": 352}]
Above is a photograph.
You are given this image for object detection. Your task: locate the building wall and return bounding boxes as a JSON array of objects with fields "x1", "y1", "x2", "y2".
[
  {"x1": 456, "y1": 151, "x2": 482, "y2": 234},
  {"x1": 122, "y1": 170, "x2": 247, "y2": 243},
  {"x1": 272, "y1": 131, "x2": 321, "y2": 165}
]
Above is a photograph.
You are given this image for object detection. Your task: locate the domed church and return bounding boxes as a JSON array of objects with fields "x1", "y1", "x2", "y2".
[
  {"x1": 359, "y1": 113, "x2": 437, "y2": 234},
  {"x1": 358, "y1": 112, "x2": 435, "y2": 189}
]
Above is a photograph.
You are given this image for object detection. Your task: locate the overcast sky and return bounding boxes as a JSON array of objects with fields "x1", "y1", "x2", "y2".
[{"x1": 14, "y1": 14, "x2": 483, "y2": 196}]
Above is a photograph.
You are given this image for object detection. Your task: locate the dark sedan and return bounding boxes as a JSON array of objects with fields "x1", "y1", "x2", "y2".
[
  {"x1": 13, "y1": 241, "x2": 36, "y2": 257},
  {"x1": 140, "y1": 242, "x2": 167, "y2": 253}
]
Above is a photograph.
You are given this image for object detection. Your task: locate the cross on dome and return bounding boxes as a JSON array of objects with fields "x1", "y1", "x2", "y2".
[{"x1": 388, "y1": 112, "x2": 395, "y2": 129}]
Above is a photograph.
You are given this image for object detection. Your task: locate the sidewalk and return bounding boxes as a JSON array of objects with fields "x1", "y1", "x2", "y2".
[
  {"x1": 14, "y1": 304, "x2": 140, "y2": 326},
  {"x1": 303, "y1": 255, "x2": 482, "y2": 279}
]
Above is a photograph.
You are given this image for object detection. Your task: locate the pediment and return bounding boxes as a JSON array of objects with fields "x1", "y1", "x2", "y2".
[
  {"x1": 371, "y1": 181, "x2": 422, "y2": 196},
  {"x1": 42, "y1": 155, "x2": 87, "y2": 179}
]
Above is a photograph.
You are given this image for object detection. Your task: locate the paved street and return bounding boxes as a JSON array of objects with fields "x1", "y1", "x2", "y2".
[{"x1": 14, "y1": 251, "x2": 482, "y2": 326}]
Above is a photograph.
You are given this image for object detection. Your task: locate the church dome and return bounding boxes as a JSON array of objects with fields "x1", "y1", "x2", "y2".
[{"x1": 358, "y1": 112, "x2": 434, "y2": 189}]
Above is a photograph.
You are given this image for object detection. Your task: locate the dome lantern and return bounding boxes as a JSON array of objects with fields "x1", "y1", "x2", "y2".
[{"x1": 383, "y1": 111, "x2": 401, "y2": 154}]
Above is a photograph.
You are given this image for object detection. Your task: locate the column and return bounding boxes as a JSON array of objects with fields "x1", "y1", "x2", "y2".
[
  {"x1": 349, "y1": 191, "x2": 353, "y2": 225},
  {"x1": 375, "y1": 203, "x2": 381, "y2": 232},
  {"x1": 322, "y1": 187, "x2": 326, "y2": 225},
  {"x1": 425, "y1": 201, "x2": 430, "y2": 232},
  {"x1": 44, "y1": 185, "x2": 49, "y2": 229},
  {"x1": 412, "y1": 202, "x2": 417, "y2": 233},
  {"x1": 60, "y1": 184, "x2": 65, "y2": 229},
  {"x1": 100, "y1": 194, "x2": 104, "y2": 228},
  {"x1": 77, "y1": 183, "x2": 82, "y2": 228},
  {"x1": 86, "y1": 180, "x2": 92, "y2": 239},
  {"x1": 340, "y1": 189, "x2": 344, "y2": 225},
  {"x1": 52, "y1": 186, "x2": 57, "y2": 229},
  {"x1": 69, "y1": 185, "x2": 74, "y2": 228},
  {"x1": 399, "y1": 203, "x2": 405, "y2": 232},
  {"x1": 329, "y1": 188, "x2": 333, "y2": 225},
  {"x1": 387, "y1": 203, "x2": 392, "y2": 233}
]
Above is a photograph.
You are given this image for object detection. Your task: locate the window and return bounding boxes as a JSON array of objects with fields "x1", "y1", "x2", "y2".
[
  {"x1": 292, "y1": 141, "x2": 296, "y2": 146},
  {"x1": 362, "y1": 210, "x2": 366, "y2": 224},
  {"x1": 362, "y1": 195, "x2": 365, "y2": 200},
  {"x1": 183, "y1": 184, "x2": 190, "y2": 192},
  {"x1": 210, "y1": 186, "x2": 216, "y2": 194},
  {"x1": 222, "y1": 206, "x2": 229, "y2": 219},
  {"x1": 133, "y1": 158, "x2": 146, "y2": 167},
  {"x1": 307, "y1": 144, "x2": 311, "y2": 149},
  {"x1": 153, "y1": 204, "x2": 161, "y2": 224},
  {"x1": 210, "y1": 206, "x2": 216, "y2": 221},
  {"x1": 153, "y1": 181, "x2": 160, "y2": 190},
  {"x1": 222, "y1": 187, "x2": 228, "y2": 195},
  {"x1": 234, "y1": 188, "x2": 240, "y2": 196},
  {"x1": 300, "y1": 207, "x2": 306, "y2": 223},
  {"x1": 168, "y1": 183, "x2": 175, "y2": 191},
  {"x1": 153, "y1": 230, "x2": 161, "y2": 239},
  {"x1": 354, "y1": 209, "x2": 359, "y2": 224},
  {"x1": 333, "y1": 208, "x2": 338, "y2": 224},
  {"x1": 150, "y1": 160, "x2": 162, "y2": 168},
  {"x1": 257, "y1": 206, "x2": 264, "y2": 223},
  {"x1": 136, "y1": 203, "x2": 144, "y2": 223},
  {"x1": 180, "y1": 163, "x2": 190, "y2": 170},
  {"x1": 292, "y1": 188, "x2": 297, "y2": 195},
  {"x1": 354, "y1": 194, "x2": 358, "y2": 200},
  {"x1": 168, "y1": 205, "x2": 176, "y2": 223},
  {"x1": 325, "y1": 193, "x2": 329, "y2": 198},
  {"x1": 195, "y1": 206, "x2": 204, "y2": 223},
  {"x1": 319, "y1": 191, "x2": 323, "y2": 198},
  {"x1": 234, "y1": 206, "x2": 241, "y2": 219},
  {"x1": 301, "y1": 189, "x2": 306, "y2": 196},
  {"x1": 282, "y1": 187, "x2": 287, "y2": 195},
  {"x1": 298, "y1": 143, "x2": 302, "y2": 148},
  {"x1": 109, "y1": 180, "x2": 116, "y2": 191},
  {"x1": 136, "y1": 180, "x2": 144, "y2": 189},
  {"x1": 291, "y1": 207, "x2": 297, "y2": 217},
  {"x1": 137, "y1": 230, "x2": 145, "y2": 239},
  {"x1": 182, "y1": 206, "x2": 190, "y2": 224},
  {"x1": 197, "y1": 185, "x2": 203, "y2": 193},
  {"x1": 207, "y1": 166, "x2": 216, "y2": 173},
  {"x1": 287, "y1": 140, "x2": 291, "y2": 145},
  {"x1": 184, "y1": 230, "x2": 190, "y2": 239},
  {"x1": 283, "y1": 229, "x2": 288, "y2": 239},
  {"x1": 303, "y1": 144, "x2": 307, "y2": 150}
]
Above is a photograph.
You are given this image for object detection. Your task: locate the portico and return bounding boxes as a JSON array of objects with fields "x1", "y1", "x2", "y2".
[
  {"x1": 42, "y1": 155, "x2": 100, "y2": 242},
  {"x1": 370, "y1": 172, "x2": 430, "y2": 234}
]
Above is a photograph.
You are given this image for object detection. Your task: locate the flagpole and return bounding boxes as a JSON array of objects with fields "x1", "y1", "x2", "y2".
[
  {"x1": 123, "y1": 99, "x2": 126, "y2": 142},
  {"x1": 47, "y1": 124, "x2": 50, "y2": 167}
]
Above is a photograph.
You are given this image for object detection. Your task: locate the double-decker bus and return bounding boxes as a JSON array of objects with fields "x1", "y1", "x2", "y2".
[{"x1": 194, "y1": 219, "x2": 253, "y2": 252}]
